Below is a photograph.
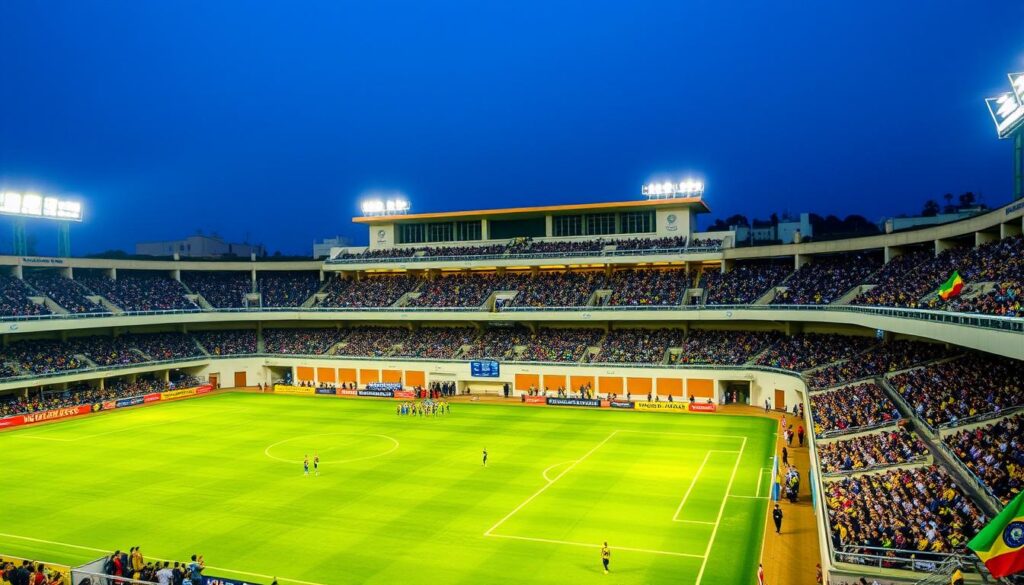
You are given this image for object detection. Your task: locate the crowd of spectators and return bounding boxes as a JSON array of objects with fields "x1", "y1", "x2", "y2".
[
  {"x1": 77, "y1": 272, "x2": 199, "y2": 312},
  {"x1": 702, "y1": 262, "x2": 791, "y2": 305},
  {"x1": 689, "y1": 237, "x2": 723, "y2": 249},
  {"x1": 591, "y1": 328, "x2": 681, "y2": 363},
  {"x1": 605, "y1": 269, "x2": 688, "y2": 306},
  {"x1": 610, "y1": 236, "x2": 688, "y2": 251},
  {"x1": 264, "y1": 328, "x2": 344, "y2": 354},
  {"x1": 513, "y1": 238, "x2": 606, "y2": 255},
  {"x1": 810, "y1": 382, "x2": 902, "y2": 436},
  {"x1": 335, "y1": 326, "x2": 409, "y2": 357},
  {"x1": 506, "y1": 271, "x2": 605, "y2": 308},
  {"x1": 851, "y1": 250, "x2": 933, "y2": 307},
  {"x1": 945, "y1": 282, "x2": 1023, "y2": 317},
  {"x1": 70, "y1": 335, "x2": 146, "y2": 367},
  {"x1": 825, "y1": 466, "x2": 984, "y2": 557},
  {"x1": 461, "y1": 326, "x2": 529, "y2": 360},
  {"x1": 675, "y1": 329, "x2": 782, "y2": 365},
  {"x1": 193, "y1": 330, "x2": 258, "y2": 355},
  {"x1": 809, "y1": 340, "x2": 950, "y2": 390},
  {"x1": 516, "y1": 328, "x2": 603, "y2": 362},
  {"x1": 0, "y1": 339, "x2": 85, "y2": 376},
  {"x1": 772, "y1": 254, "x2": 879, "y2": 305},
  {"x1": 182, "y1": 271, "x2": 251, "y2": 308},
  {"x1": 755, "y1": 333, "x2": 876, "y2": 371},
  {"x1": 122, "y1": 332, "x2": 203, "y2": 361},
  {"x1": 258, "y1": 271, "x2": 322, "y2": 307},
  {"x1": 26, "y1": 273, "x2": 107, "y2": 314},
  {"x1": 317, "y1": 275, "x2": 419, "y2": 308},
  {"x1": 0, "y1": 275, "x2": 49, "y2": 317},
  {"x1": 0, "y1": 377, "x2": 169, "y2": 419},
  {"x1": 889, "y1": 354, "x2": 1024, "y2": 429},
  {"x1": 944, "y1": 413, "x2": 1023, "y2": 505},
  {"x1": 407, "y1": 273, "x2": 515, "y2": 308},
  {"x1": 816, "y1": 427, "x2": 928, "y2": 474},
  {"x1": 334, "y1": 247, "x2": 417, "y2": 260},
  {"x1": 393, "y1": 327, "x2": 476, "y2": 359}
]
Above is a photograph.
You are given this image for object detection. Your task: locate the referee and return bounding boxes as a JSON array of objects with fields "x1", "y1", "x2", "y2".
[{"x1": 600, "y1": 542, "x2": 611, "y2": 574}]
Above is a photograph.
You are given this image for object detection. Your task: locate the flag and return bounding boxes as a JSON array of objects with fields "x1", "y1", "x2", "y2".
[
  {"x1": 937, "y1": 271, "x2": 964, "y2": 301},
  {"x1": 967, "y1": 490, "x2": 1024, "y2": 578}
]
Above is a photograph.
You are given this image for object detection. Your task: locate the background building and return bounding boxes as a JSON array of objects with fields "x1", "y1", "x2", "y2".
[{"x1": 136, "y1": 232, "x2": 265, "y2": 258}]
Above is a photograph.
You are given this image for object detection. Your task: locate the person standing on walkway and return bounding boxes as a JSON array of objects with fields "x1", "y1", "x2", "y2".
[
  {"x1": 797, "y1": 425, "x2": 805, "y2": 447},
  {"x1": 782, "y1": 446, "x2": 788, "y2": 466},
  {"x1": 757, "y1": 563, "x2": 765, "y2": 585},
  {"x1": 772, "y1": 504, "x2": 783, "y2": 534}
]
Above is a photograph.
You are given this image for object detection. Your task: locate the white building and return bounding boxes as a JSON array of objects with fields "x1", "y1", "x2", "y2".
[{"x1": 136, "y1": 233, "x2": 265, "y2": 259}]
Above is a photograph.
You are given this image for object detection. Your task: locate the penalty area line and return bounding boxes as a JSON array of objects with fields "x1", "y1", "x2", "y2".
[{"x1": 0, "y1": 532, "x2": 329, "y2": 585}]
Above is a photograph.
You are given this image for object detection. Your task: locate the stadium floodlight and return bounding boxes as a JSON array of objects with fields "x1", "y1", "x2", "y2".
[
  {"x1": 986, "y1": 73, "x2": 1024, "y2": 139},
  {"x1": 361, "y1": 197, "x2": 410, "y2": 216},
  {"x1": 642, "y1": 178, "x2": 705, "y2": 199},
  {"x1": 0, "y1": 192, "x2": 83, "y2": 222}
]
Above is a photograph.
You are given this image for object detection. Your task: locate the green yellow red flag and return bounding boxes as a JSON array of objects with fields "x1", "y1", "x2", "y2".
[{"x1": 967, "y1": 490, "x2": 1024, "y2": 578}]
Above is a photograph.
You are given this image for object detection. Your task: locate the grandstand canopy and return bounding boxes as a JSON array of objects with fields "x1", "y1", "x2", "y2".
[{"x1": 352, "y1": 197, "x2": 710, "y2": 249}]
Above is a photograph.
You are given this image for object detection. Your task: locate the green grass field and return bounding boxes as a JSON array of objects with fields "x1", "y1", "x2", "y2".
[{"x1": 0, "y1": 393, "x2": 776, "y2": 584}]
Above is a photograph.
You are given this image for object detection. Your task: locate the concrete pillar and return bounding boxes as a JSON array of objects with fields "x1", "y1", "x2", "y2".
[
  {"x1": 935, "y1": 239, "x2": 957, "y2": 256},
  {"x1": 251, "y1": 269, "x2": 257, "y2": 285},
  {"x1": 481, "y1": 219, "x2": 490, "y2": 241},
  {"x1": 794, "y1": 254, "x2": 811, "y2": 270},
  {"x1": 170, "y1": 269, "x2": 180, "y2": 281},
  {"x1": 544, "y1": 216, "x2": 553, "y2": 238},
  {"x1": 975, "y1": 231, "x2": 998, "y2": 247},
  {"x1": 60, "y1": 266, "x2": 73, "y2": 278},
  {"x1": 721, "y1": 259, "x2": 735, "y2": 273},
  {"x1": 884, "y1": 246, "x2": 904, "y2": 264},
  {"x1": 1000, "y1": 221, "x2": 1022, "y2": 239},
  {"x1": 108, "y1": 268, "x2": 117, "y2": 280},
  {"x1": 12, "y1": 266, "x2": 23, "y2": 279}
]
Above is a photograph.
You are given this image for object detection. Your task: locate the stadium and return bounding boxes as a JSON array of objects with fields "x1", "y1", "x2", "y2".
[
  {"x1": 0, "y1": 182, "x2": 1021, "y2": 585},
  {"x1": 4, "y1": 5, "x2": 1024, "y2": 585}
]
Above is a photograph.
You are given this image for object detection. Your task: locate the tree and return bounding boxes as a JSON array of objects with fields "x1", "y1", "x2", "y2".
[
  {"x1": 770, "y1": 212, "x2": 779, "y2": 225},
  {"x1": 922, "y1": 200, "x2": 940, "y2": 217},
  {"x1": 942, "y1": 193, "x2": 956, "y2": 214},
  {"x1": 724, "y1": 214, "x2": 749, "y2": 227},
  {"x1": 958, "y1": 192, "x2": 976, "y2": 209}
]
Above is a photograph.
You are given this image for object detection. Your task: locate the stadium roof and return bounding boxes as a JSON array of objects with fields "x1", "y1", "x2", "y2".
[{"x1": 353, "y1": 197, "x2": 710, "y2": 224}]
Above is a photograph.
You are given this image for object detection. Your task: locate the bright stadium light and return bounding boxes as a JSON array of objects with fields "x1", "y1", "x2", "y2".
[
  {"x1": 642, "y1": 178, "x2": 705, "y2": 199},
  {"x1": 0, "y1": 192, "x2": 83, "y2": 222},
  {"x1": 986, "y1": 73, "x2": 1024, "y2": 139},
  {"x1": 361, "y1": 196, "x2": 410, "y2": 216}
]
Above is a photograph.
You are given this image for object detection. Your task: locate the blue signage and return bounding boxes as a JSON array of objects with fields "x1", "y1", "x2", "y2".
[
  {"x1": 470, "y1": 360, "x2": 500, "y2": 378},
  {"x1": 358, "y1": 389, "x2": 394, "y2": 398},
  {"x1": 203, "y1": 576, "x2": 261, "y2": 585},
  {"x1": 315, "y1": 387, "x2": 337, "y2": 395},
  {"x1": 115, "y1": 396, "x2": 145, "y2": 408},
  {"x1": 546, "y1": 397, "x2": 601, "y2": 408}
]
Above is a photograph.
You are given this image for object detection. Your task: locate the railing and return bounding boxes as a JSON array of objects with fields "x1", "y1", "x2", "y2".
[
  {"x1": 815, "y1": 418, "x2": 900, "y2": 439},
  {"x1": 325, "y1": 245, "x2": 724, "y2": 265},
  {"x1": 937, "y1": 404, "x2": 1024, "y2": 431},
  {"x1": 0, "y1": 302, "x2": 1021, "y2": 333},
  {"x1": 835, "y1": 545, "x2": 980, "y2": 575},
  {"x1": 820, "y1": 454, "x2": 930, "y2": 478}
]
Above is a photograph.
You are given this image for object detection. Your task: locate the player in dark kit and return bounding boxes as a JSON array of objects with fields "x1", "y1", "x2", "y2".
[
  {"x1": 600, "y1": 542, "x2": 610, "y2": 574},
  {"x1": 482, "y1": 448, "x2": 488, "y2": 467},
  {"x1": 303, "y1": 455, "x2": 309, "y2": 476},
  {"x1": 313, "y1": 454, "x2": 320, "y2": 477}
]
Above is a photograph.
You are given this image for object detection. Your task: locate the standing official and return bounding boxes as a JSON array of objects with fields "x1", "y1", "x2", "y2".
[{"x1": 772, "y1": 504, "x2": 783, "y2": 534}]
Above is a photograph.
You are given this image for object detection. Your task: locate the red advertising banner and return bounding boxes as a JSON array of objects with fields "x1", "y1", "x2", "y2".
[
  {"x1": 143, "y1": 393, "x2": 162, "y2": 403},
  {"x1": 339, "y1": 389, "x2": 360, "y2": 396},
  {"x1": 102, "y1": 401, "x2": 116, "y2": 411},
  {"x1": 393, "y1": 390, "x2": 415, "y2": 399},
  {"x1": 195, "y1": 384, "x2": 214, "y2": 395},
  {"x1": 523, "y1": 396, "x2": 547, "y2": 404},
  {"x1": 0, "y1": 404, "x2": 93, "y2": 429},
  {"x1": 688, "y1": 403, "x2": 717, "y2": 413}
]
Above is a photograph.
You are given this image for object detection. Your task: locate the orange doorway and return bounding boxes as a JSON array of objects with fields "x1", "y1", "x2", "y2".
[
  {"x1": 774, "y1": 389, "x2": 786, "y2": 411},
  {"x1": 234, "y1": 371, "x2": 247, "y2": 388},
  {"x1": 209, "y1": 374, "x2": 219, "y2": 388}
]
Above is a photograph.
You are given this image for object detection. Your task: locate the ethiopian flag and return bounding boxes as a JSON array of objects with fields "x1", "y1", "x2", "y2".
[
  {"x1": 968, "y1": 490, "x2": 1024, "y2": 578},
  {"x1": 937, "y1": 271, "x2": 964, "y2": 301}
]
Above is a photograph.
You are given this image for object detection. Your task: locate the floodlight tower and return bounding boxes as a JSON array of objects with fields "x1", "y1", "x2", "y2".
[
  {"x1": 0, "y1": 192, "x2": 84, "y2": 256},
  {"x1": 985, "y1": 72, "x2": 1024, "y2": 200}
]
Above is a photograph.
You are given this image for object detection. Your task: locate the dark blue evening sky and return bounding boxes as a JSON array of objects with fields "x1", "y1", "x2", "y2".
[{"x1": 1, "y1": 1, "x2": 1022, "y2": 255}]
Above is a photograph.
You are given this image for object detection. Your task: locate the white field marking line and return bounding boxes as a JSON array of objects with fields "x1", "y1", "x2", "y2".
[
  {"x1": 485, "y1": 532, "x2": 705, "y2": 559},
  {"x1": 484, "y1": 430, "x2": 619, "y2": 536},
  {"x1": 756, "y1": 467, "x2": 772, "y2": 498},
  {"x1": 541, "y1": 460, "x2": 578, "y2": 483},
  {"x1": 672, "y1": 451, "x2": 713, "y2": 522},
  {"x1": 0, "y1": 532, "x2": 329, "y2": 585},
  {"x1": 263, "y1": 432, "x2": 399, "y2": 465},
  {"x1": 694, "y1": 436, "x2": 746, "y2": 585}
]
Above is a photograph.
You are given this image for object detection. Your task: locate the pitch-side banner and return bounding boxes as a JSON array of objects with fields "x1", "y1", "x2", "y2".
[
  {"x1": 546, "y1": 397, "x2": 601, "y2": 408},
  {"x1": 523, "y1": 396, "x2": 547, "y2": 404},
  {"x1": 688, "y1": 403, "x2": 717, "y2": 413},
  {"x1": 202, "y1": 575, "x2": 262, "y2": 585},
  {"x1": 161, "y1": 387, "x2": 198, "y2": 400},
  {"x1": 393, "y1": 390, "x2": 415, "y2": 399},
  {"x1": 273, "y1": 385, "x2": 315, "y2": 396},
  {"x1": 606, "y1": 400, "x2": 635, "y2": 409},
  {"x1": 315, "y1": 387, "x2": 337, "y2": 395},
  {"x1": 143, "y1": 393, "x2": 162, "y2": 403},
  {"x1": 0, "y1": 404, "x2": 92, "y2": 429},
  {"x1": 634, "y1": 401, "x2": 688, "y2": 413},
  {"x1": 358, "y1": 389, "x2": 394, "y2": 398}
]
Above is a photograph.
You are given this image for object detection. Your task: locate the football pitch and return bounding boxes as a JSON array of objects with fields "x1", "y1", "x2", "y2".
[{"x1": 0, "y1": 393, "x2": 777, "y2": 584}]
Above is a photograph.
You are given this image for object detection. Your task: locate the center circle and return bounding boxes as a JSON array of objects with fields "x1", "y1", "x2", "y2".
[{"x1": 264, "y1": 432, "x2": 399, "y2": 465}]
